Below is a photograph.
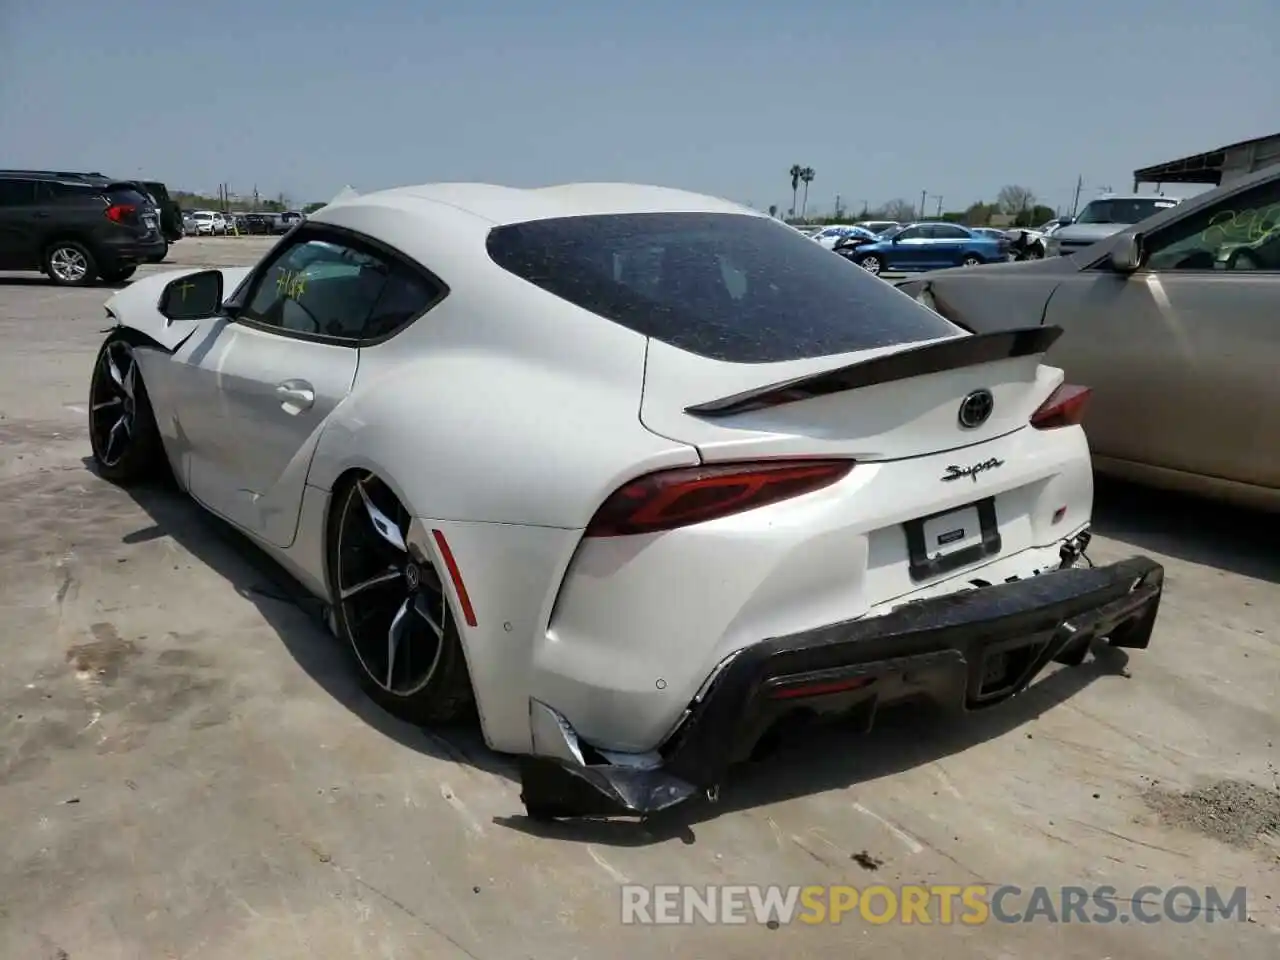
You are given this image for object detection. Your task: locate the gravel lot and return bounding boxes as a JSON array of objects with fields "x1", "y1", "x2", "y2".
[{"x1": 1, "y1": 237, "x2": 1278, "y2": 959}]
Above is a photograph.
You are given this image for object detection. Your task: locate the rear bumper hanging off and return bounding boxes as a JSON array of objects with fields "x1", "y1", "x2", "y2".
[{"x1": 518, "y1": 554, "x2": 1164, "y2": 819}]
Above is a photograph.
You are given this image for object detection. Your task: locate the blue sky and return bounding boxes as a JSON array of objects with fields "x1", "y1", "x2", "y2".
[{"x1": 2, "y1": 0, "x2": 1276, "y2": 214}]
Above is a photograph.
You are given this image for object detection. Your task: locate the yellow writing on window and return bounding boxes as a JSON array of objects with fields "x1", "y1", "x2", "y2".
[
  {"x1": 1201, "y1": 201, "x2": 1280, "y2": 247},
  {"x1": 276, "y1": 269, "x2": 307, "y2": 300}
]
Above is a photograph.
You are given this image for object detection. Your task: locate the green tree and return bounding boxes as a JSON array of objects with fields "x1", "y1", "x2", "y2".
[
  {"x1": 789, "y1": 165, "x2": 804, "y2": 217},
  {"x1": 799, "y1": 167, "x2": 815, "y2": 218}
]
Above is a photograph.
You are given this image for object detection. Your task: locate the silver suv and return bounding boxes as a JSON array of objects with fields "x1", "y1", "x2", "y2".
[{"x1": 1046, "y1": 195, "x2": 1181, "y2": 257}]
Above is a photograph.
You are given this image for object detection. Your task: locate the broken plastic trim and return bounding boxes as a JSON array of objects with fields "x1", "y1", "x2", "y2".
[{"x1": 520, "y1": 699, "x2": 699, "y2": 818}]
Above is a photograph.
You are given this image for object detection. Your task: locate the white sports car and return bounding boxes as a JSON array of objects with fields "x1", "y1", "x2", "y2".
[{"x1": 88, "y1": 182, "x2": 1165, "y2": 819}]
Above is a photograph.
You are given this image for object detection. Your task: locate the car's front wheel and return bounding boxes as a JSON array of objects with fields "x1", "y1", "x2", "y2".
[
  {"x1": 88, "y1": 335, "x2": 166, "y2": 484},
  {"x1": 858, "y1": 253, "x2": 884, "y2": 275},
  {"x1": 328, "y1": 473, "x2": 475, "y2": 726}
]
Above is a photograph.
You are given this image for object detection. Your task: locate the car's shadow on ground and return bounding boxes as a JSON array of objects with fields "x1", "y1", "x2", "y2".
[
  {"x1": 1091, "y1": 477, "x2": 1280, "y2": 584},
  {"x1": 100, "y1": 465, "x2": 515, "y2": 785},
  {"x1": 101, "y1": 464, "x2": 1271, "y2": 846},
  {"x1": 0, "y1": 276, "x2": 133, "y2": 290}
]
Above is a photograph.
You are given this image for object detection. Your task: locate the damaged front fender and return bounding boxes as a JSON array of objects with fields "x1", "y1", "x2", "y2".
[{"x1": 104, "y1": 266, "x2": 253, "y2": 352}]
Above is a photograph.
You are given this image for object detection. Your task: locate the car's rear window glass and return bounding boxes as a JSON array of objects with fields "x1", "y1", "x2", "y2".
[
  {"x1": 106, "y1": 187, "x2": 152, "y2": 207},
  {"x1": 486, "y1": 212, "x2": 957, "y2": 363}
]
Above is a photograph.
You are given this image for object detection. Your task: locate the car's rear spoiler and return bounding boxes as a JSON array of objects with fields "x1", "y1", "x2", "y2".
[{"x1": 685, "y1": 325, "x2": 1063, "y2": 417}]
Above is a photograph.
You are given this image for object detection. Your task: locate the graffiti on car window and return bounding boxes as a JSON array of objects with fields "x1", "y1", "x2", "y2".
[
  {"x1": 1200, "y1": 202, "x2": 1280, "y2": 247},
  {"x1": 275, "y1": 268, "x2": 307, "y2": 300}
]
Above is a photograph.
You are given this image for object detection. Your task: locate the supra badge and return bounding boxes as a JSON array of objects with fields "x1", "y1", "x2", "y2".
[
  {"x1": 958, "y1": 389, "x2": 995, "y2": 429},
  {"x1": 942, "y1": 457, "x2": 1004, "y2": 482}
]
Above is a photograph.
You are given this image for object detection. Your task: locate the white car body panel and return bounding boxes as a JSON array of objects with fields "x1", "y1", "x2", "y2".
[{"x1": 100, "y1": 180, "x2": 1110, "y2": 762}]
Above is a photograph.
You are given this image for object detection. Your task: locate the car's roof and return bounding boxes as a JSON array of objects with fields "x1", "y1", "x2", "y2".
[{"x1": 318, "y1": 181, "x2": 761, "y2": 227}]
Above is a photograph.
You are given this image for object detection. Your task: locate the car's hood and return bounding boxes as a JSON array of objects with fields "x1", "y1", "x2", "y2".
[
  {"x1": 894, "y1": 259, "x2": 1068, "y2": 334},
  {"x1": 1052, "y1": 223, "x2": 1124, "y2": 244},
  {"x1": 909, "y1": 253, "x2": 1080, "y2": 281}
]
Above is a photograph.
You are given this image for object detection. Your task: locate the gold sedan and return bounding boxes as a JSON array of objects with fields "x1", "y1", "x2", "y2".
[{"x1": 896, "y1": 166, "x2": 1280, "y2": 512}]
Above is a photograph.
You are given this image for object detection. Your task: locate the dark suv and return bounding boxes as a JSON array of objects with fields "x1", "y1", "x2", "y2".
[
  {"x1": 0, "y1": 170, "x2": 167, "y2": 285},
  {"x1": 138, "y1": 180, "x2": 183, "y2": 245}
]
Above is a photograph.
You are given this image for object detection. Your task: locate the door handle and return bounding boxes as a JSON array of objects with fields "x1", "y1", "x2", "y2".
[{"x1": 275, "y1": 379, "x2": 315, "y2": 412}]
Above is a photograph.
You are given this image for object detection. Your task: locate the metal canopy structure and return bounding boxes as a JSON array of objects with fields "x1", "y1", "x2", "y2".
[{"x1": 1133, "y1": 132, "x2": 1280, "y2": 189}]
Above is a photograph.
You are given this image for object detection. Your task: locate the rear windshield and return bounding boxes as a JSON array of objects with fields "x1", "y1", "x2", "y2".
[
  {"x1": 486, "y1": 212, "x2": 957, "y2": 363},
  {"x1": 106, "y1": 187, "x2": 153, "y2": 208}
]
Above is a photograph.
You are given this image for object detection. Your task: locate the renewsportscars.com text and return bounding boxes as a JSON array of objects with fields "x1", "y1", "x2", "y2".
[{"x1": 620, "y1": 884, "x2": 1249, "y2": 926}]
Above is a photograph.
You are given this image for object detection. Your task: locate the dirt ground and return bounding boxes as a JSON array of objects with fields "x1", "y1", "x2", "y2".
[{"x1": 1, "y1": 237, "x2": 1278, "y2": 959}]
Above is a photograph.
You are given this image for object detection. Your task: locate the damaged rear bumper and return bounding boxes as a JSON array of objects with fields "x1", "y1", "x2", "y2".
[{"x1": 518, "y1": 555, "x2": 1164, "y2": 819}]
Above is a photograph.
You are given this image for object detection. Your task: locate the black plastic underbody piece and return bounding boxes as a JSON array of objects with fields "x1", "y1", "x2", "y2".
[{"x1": 518, "y1": 554, "x2": 1164, "y2": 820}]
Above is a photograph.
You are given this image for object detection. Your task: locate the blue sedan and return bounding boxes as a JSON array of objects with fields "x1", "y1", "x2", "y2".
[{"x1": 841, "y1": 222, "x2": 1007, "y2": 275}]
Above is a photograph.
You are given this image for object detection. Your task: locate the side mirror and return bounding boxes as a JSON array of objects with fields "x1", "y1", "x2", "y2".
[
  {"x1": 158, "y1": 270, "x2": 223, "y2": 324},
  {"x1": 1109, "y1": 234, "x2": 1143, "y2": 273}
]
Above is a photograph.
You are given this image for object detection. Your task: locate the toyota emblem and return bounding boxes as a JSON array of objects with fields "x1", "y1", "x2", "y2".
[{"x1": 958, "y1": 389, "x2": 995, "y2": 429}]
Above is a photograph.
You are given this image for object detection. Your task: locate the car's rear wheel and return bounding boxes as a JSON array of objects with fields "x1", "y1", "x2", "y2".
[
  {"x1": 962, "y1": 254, "x2": 983, "y2": 267},
  {"x1": 88, "y1": 336, "x2": 165, "y2": 484},
  {"x1": 45, "y1": 241, "x2": 98, "y2": 286},
  {"x1": 858, "y1": 253, "x2": 884, "y2": 275},
  {"x1": 328, "y1": 473, "x2": 475, "y2": 726}
]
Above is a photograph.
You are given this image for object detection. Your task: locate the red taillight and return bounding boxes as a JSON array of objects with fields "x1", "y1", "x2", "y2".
[
  {"x1": 105, "y1": 203, "x2": 136, "y2": 222},
  {"x1": 1031, "y1": 383, "x2": 1091, "y2": 429},
  {"x1": 584, "y1": 459, "x2": 854, "y2": 538}
]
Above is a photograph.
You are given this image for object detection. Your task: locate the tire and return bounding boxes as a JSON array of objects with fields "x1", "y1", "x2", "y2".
[
  {"x1": 327, "y1": 473, "x2": 475, "y2": 726},
  {"x1": 857, "y1": 253, "x2": 884, "y2": 275},
  {"x1": 44, "y1": 240, "x2": 98, "y2": 286},
  {"x1": 961, "y1": 254, "x2": 984, "y2": 267},
  {"x1": 145, "y1": 241, "x2": 169, "y2": 264},
  {"x1": 87, "y1": 335, "x2": 166, "y2": 484},
  {"x1": 1028, "y1": 243, "x2": 1045, "y2": 260},
  {"x1": 100, "y1": 265, "x2": 138, "y2": 283}
]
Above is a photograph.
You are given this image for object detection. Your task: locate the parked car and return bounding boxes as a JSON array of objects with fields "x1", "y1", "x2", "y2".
[
  {"x1": 0, "y1": 170, "x2": 166, "y2": 285},
  {"x1": 846, "y1": 222, "x2": 1008, "y2": 275},
  {"x1": 186, "y1": 210, "x2": 218, "y2": 235},
  {"x1": 88, "y1": 180, "x2": 1164, "y2": 819},
  {"x1": 137, "y1": 180, "x2": 183, "y2": 243},
  {"x1": 810, "y1": 224, "x2": 880, "y2": 249},
  {"x1": 281, "y1": 210, "x2": 304, "y2": 230},
  {"x1": 242, "y1": 213, "x2": 274, "y2": 235},
  {"x1": 1045, "y1": 195, "x2": 1181, "y2": 257},
  {"x1": 895, "y1": 164, "x2": 1280, "y2": 511}
]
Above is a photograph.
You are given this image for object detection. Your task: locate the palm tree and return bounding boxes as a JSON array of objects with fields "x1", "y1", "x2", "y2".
[
  {"x1": 789, "y1": 165, "x2": 803, "y2": 219},
  {"x1": 800, "y1": 167, "x2": 815, "y2": 218}
]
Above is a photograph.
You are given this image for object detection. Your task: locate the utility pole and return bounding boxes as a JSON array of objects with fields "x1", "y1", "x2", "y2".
[
  {"x1": 920, "y1": 190, "x2": 928, "y2": 220},
  {"x1": 1070, "y1": 175, "x2": 1083, "y2": 217},
  {"x1": 931, "y1": 194, "x2": 943, "y2": 218},
  {"x1": 835, "y1": 193, "x2": 842, "y2": 219}
]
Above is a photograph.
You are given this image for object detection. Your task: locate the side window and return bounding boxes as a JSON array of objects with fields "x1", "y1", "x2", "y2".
[
  {"x1": 242, "y1": 236, "x2": 392, "y2": 339},
  {"x1": 896, "y1": 226, "x2": 925, "y2": 240},
  {"x1": 39, "y1": 182, "x2": 95, "y2": 204},
  {"x1": 0, "y1": 179, "x2": 36, "y2": 207},
  {"x1": 362, "y1": 265, "x2": 444, "y2": 340},
  {"x1": 1144, "y1": 179, "x2": 1280, "y2": 272},
  {"x1": 933, "y1": 225, "x2": 969, "y2": 239}
]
